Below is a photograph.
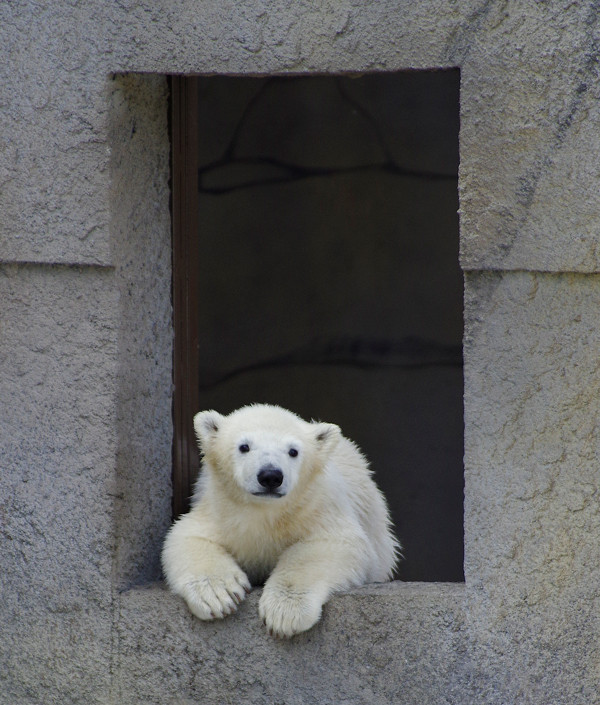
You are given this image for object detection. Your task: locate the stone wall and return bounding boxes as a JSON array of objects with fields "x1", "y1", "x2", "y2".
[{"x1": 1, "y1": 2, "x2": 599, "y2": 704}]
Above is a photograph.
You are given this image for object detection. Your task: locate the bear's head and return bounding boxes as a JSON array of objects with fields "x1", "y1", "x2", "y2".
[{"x1": 193, "y1": 404, "x2": 341, "y2": 502}]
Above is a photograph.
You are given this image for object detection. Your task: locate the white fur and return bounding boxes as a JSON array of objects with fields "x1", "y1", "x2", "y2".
[{"x1": 161, "y1": 404, "x2": 399, "y2": 637}]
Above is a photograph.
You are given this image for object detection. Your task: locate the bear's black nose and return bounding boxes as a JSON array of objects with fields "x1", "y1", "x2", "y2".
[{"x1": 257, "y1": 464, "x2": 284, "y2": 490}]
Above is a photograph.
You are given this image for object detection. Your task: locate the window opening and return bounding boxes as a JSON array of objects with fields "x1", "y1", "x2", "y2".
[{"x1": 172, "y1": 71, "x2": 463, "y2": 581}]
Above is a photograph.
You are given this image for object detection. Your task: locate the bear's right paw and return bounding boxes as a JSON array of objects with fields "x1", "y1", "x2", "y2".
[{"x1": 182, "y1": 571, "x2": 251, "y2": 620}]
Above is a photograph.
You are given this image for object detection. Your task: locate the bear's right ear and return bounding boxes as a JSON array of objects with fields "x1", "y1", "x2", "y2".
[{"x1": 193, "y1": 410, "x2": 224, "y2": 450}]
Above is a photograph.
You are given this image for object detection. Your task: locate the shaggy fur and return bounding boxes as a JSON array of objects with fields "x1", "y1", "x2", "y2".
[{"x1": 161, "y1": 404, "x2": 399, "y2": 637}]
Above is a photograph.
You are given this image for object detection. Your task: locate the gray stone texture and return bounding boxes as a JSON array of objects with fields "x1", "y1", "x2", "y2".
[
  {"x1": 464, "y1": 271, "x2": 600, "y2": 703},
  {"x1": 1, "y1": 1, "x2": 600, "y2": 704},
  {"x1": 0, "y1": 264, "x2": 118, "y2": 702},
  {"x1": 108, "y1": 74, "x2": 173, "y2": 589},
  {"x1": 116, "y1": 582, "x2": 467, "y2": 705}
]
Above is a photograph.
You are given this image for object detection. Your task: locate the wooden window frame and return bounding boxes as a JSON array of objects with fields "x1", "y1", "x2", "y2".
[{"x1": 171, "y1": 76, "x2": 200, "y2": 519}]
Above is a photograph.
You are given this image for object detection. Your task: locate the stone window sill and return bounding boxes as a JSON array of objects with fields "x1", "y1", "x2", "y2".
[{"x1": 115, "y1": 581, "x2": 466, "y2": 703}]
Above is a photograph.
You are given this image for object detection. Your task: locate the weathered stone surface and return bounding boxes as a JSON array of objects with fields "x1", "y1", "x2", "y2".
[
  {"x1": 3, "y1": 1, "x2": 600, "y2": 703},
  {"x1": 3, "y1": 2, "x2": 600, "y2": 268},
  {"x1": 0, "y1": 72, "x2": 173, "y2": 703},
  {"x1": 464, "y1": 271, "x2": 600, "y2": 703},
  {"x1": 0, "y1": 3, "x2": 113, "y2": 265},
  {"x1": 465, "y1": 272, "x2": 600, "y2": 590},
  {"x1": 110, "y1": 2, "x2": 464, "y2": 75},
  {"x1": 0, "y1": 264, "x2": 118, "y2": 703},
  {"x1": 108, "y1": 74, "x2": 173, "y2": 588},
  {"x1": 116, "y1": 582, "x2": 467, "y2": 705},
  {"x1": 117, "y1": 571, "x2": 600, "y2": 705},
  {"x1": 458, "y1": 3, "x2": 600, "y2": 272}
]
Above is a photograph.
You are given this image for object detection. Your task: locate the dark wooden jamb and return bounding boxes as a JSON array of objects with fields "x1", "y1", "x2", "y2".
[{"x1": 171, "y1": 76, "x2": 200, "y2": 519}]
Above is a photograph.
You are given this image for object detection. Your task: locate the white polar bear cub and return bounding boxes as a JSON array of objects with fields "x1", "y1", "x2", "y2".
[{"x1": 162, "y1": 404, "x2": 399, "y2": 637}]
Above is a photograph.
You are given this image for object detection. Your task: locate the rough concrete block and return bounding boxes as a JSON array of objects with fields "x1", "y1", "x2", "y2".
[
  {"x1": 463, "y1": 271, "x2": 600, "y2": 703},
  {"x1": 458, "y1": 4, "x2": 600, "y2": 272},
  {"x1": 108, "y1": 73, "x2": 173, "y2": 588},
  {"x1": 0, "y1": 264, "x2": 118, "y2": 704},
  {"x1": 115, "y1": 582, "x2": 467, "y2": 705},
  {"x1": 0, "y1": 3, "x2": 113, "y2": 265}
]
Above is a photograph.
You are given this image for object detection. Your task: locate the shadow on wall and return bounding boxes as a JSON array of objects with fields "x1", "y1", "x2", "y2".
[{"x1": 190, "y1": 71, "x2": 463, "y2": 582}]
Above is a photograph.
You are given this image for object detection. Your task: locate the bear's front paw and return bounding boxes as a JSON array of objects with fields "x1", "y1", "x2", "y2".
[
  {"x1": 259, "y1": 585, "x2": 323, "y2": 638},
  {"x1": 182, "y1": 570, "x2": 251, "y2": 621}
]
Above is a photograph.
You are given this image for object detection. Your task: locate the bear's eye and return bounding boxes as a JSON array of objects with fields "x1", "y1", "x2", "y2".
[
  {"x1": 238, "y1": 443, "x2": 250, "y2": 454},
  {"x1": 288, "y1": 448, "x2": 299, "y2": 458}
]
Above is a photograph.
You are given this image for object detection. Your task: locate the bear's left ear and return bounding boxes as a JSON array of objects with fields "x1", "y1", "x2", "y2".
[
  {"x1": 313, "y1": 422, "x2": 341, "y2": 455},
  {"x1": 193, "y1": 410, "x2": 224, "y2": 451}
]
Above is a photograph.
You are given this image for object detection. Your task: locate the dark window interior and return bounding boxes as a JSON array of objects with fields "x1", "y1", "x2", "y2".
[{"x1": 172, "y1": 71, "x2": 464, "y2": 582}]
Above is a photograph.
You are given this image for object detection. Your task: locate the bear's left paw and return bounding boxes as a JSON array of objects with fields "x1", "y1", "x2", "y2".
[{"x1": 259, "y1": 585, "x2": 322, "y2": 638}]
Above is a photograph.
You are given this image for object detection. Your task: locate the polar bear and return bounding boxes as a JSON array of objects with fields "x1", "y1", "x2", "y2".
[{"x1": 161, "y1": 404, "x2": 399, "y2": 637}]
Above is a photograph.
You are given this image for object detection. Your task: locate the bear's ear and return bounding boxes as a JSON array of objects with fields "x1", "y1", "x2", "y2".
[
  {"x1": 312, "y1": 422, "x2": 341, "y2": 455},
  {"x1": 193, "y1": 410, "x2": 224, "y2": 450}
]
